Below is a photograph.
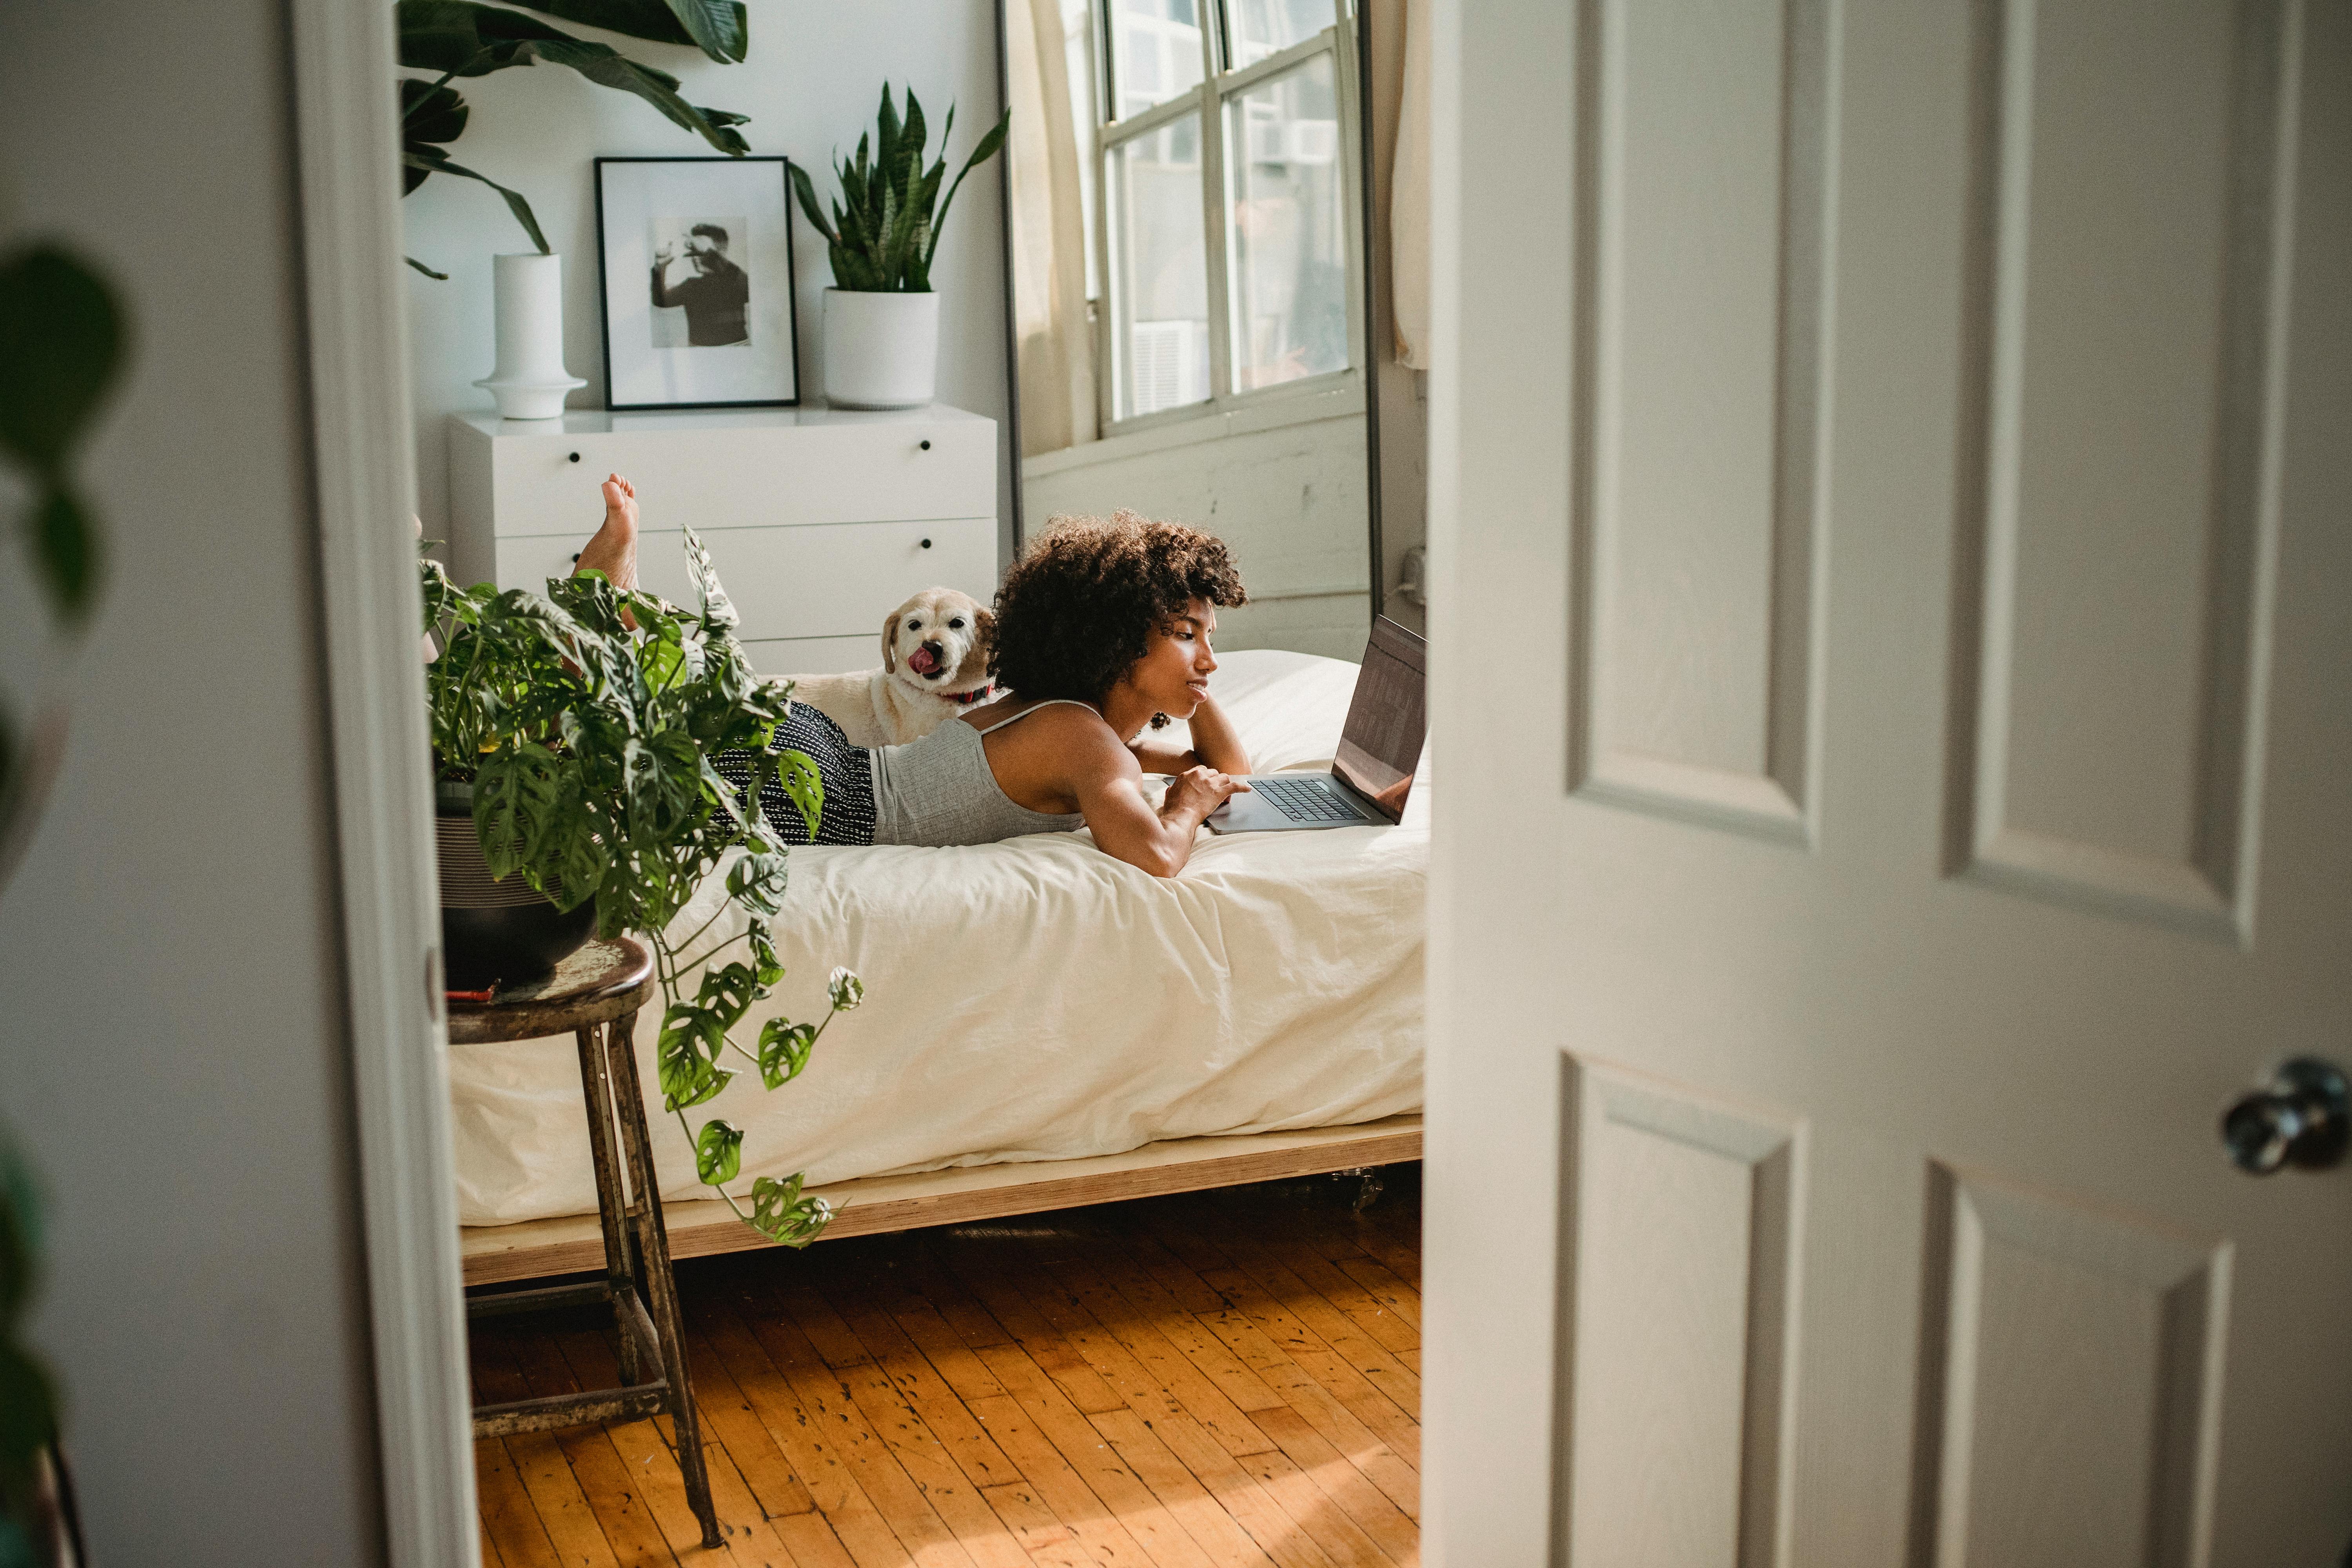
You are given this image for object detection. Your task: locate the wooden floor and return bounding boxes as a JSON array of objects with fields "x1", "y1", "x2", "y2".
[{"x1": 467, "y1": 1165, "x2": 1423, "y2": 1568}]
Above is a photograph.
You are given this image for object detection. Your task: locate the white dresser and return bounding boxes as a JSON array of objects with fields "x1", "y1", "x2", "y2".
[{"x1": 446, "y1": 404, "x2": 998, "y2": 675}]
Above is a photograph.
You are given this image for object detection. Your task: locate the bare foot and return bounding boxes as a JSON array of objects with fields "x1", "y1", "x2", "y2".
[{"x1": 573, "y1": 473, "x2": 640, "y2": 592}]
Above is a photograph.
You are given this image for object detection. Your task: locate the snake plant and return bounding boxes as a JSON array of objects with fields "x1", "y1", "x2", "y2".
[{"x1": 791, "y1": 84, "x2": 1009, "y2": 292}]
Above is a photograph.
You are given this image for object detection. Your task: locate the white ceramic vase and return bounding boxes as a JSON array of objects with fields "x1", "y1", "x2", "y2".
[
  {"x1": 475, "y1": 252, "x2": 586, "y2": 420},
  {"x1": 822, "y1": 288, "x2": 939, "y2": 408}
]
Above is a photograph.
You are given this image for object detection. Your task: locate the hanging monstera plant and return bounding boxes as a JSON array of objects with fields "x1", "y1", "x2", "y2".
[{"x1": 397, "y1": 0, "x2": 755, "y2": 278}]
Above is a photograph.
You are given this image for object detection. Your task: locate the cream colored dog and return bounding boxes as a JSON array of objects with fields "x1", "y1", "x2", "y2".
[{"x1": 787, "y1": 587, "x2": 1001, "y2": 747}]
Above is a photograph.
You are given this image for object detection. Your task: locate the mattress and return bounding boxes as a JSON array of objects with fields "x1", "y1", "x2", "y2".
[{"x1": 448, "y1": 648, "x2": 1428, "y2": 1226}]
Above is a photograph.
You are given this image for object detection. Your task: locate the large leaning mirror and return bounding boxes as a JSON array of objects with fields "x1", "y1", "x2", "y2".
[{"x1": 998, "y1": 0, "x2": 1412, "y2": 659}]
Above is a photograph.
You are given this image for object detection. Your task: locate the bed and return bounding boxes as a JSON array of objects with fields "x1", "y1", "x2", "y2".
[{"x1": 452, "y1": 648, "x2": 1428, "y2": 1283}]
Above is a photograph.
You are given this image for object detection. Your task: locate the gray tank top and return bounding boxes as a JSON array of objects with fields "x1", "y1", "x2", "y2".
[{"x1": 867, "y1": 699, "x2": 1091, "y2": 847}]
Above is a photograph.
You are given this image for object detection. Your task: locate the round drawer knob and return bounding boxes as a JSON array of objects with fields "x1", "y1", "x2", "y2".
[
  {"x1": 919, "y1": 439, "x2": 932, "y2": 451},
  {"x1": 568, "y1": 451, "x2": 581, "y2": 463},
  {"x1": 920, "y1": 538, "x2": 933, "y2": 550},
  {"x1": 571, "y1": 552, "x2": 581, "y2": 563}
]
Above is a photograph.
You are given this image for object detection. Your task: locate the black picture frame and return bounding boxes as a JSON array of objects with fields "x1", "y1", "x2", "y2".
[{"x1": 592, "y1": 155, "x2": 802, "y2": 411}]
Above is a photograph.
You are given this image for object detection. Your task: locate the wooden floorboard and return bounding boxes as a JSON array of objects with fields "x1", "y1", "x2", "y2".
[{"x1": 471, "y1": 1165, "x2": 1421, "y2": 1567}]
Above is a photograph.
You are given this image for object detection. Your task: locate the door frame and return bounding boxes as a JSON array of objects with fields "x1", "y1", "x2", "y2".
[{"x1": 289, "y1": 1, "x2": 479, "y2": 1563}]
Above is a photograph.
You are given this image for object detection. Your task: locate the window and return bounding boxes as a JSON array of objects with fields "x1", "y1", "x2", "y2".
[{"x1": 1092, "y1": 0, "x2": 1362, "y2": 427}]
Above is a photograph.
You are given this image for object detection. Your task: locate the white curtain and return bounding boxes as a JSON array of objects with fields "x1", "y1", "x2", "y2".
[
  {"x1": 1388, "y1": 0, "x2": 1432, "y2": 369},
  {"x1": 1007, "y1": 0, "x2": 1098, "y2": 455}
]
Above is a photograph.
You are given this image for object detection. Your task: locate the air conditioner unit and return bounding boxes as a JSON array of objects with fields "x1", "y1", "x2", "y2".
[
  {"x1": 1128, "y1": 319, "x2": 1207, "y2": 416},
  {"x1": 1245, "y1": 117, "x2": 1339, "y2": 167}
]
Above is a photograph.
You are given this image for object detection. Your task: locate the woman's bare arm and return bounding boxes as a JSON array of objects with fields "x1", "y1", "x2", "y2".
[
  {"x1": 1073, "y1": 725, "x2": 1248, "y2": 877},
  {"x1": 1127, "y1": 694, "x2": 1251, "y2": 776}
]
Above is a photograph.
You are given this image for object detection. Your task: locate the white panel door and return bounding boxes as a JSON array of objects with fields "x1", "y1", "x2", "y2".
[{"x1": 1426, "y1": 1, "x2": 2352, "y2": 1563}]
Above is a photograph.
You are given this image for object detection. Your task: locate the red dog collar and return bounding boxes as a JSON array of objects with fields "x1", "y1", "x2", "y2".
[{"x1": 941, "y1": 683, "x2": 996, "y2": 705}]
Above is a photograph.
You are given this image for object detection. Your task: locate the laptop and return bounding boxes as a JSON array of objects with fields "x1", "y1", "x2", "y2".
[{"x1": 1205, "y1": 616, "x2": 1427, "y2": 833}]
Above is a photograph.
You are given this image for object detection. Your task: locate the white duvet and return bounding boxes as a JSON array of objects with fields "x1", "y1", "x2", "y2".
[{"x1": 448, "y1": 649, "x2": 1428, "y2": 1226}]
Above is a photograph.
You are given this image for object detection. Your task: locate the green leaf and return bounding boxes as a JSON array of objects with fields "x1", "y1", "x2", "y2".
[
  {"x1": 401, "y1": 77, "x2": 470, "y2": 143},
  {"x1": 0, "y1": 1342, "x2": 56, "y2": 1472},
  {"x1": 827, "y1": 966, "x2": 864, "y2": 1012},
  {"x1": 695, "y1": 959, "x2": 764, "y2": 1033},
  {"x1": 901, "y1": 89, "x2": 928, "y2": 171},
  {"x1": 406, "y1": 255, "x2": 452, "y2": 280},
  {"x1": 402, "y1": 145, "x2": 550, "y2": 252},
  {"x1": 521, "y1": 0, "x2": 746, "y2": 61},
  {"x1": 875, "y1": 84, "x2": 902, "y2": 184},
  {"x1": 926, "y1": 106, "x2": 1011, "y2": 273},
  {"x1": 548, "y1": 813, "x2": 610, "y2": 912},
  {"x1": 773, "y1": 747, "x2": 823, "y2": 840},
  {"x1": 789, "y1": 162, "x2": 839, "y2": 244},
  {"x1": 693, "y1": 1119, "x2": 744, "y2": 1185},
  {"x1": 524, "y1": 37, "x2": 750, "y2": 154},
  {"x1": 0, "y1": 245, "x2": 129, "y2": 478},
  {"x1": 396, "y1": 2, "x2": 750, "y2": 152},
  {"x1": 747, "y1": 920, "x2": 784, "y2": 987},
  {"x1": 680, "y1": 525, "x2": 739, "y2": 632},
  {"x1": 472, "y1": 740, "x2": 564, "y2": 878},
  {"x1": 748, "y1": 1173, "x2": 830, "y2": 1247},
  {"x1": 398, "y1": 0, "x2": 564, "y2": 73},
  {"x1": 656, "y1": 1006, "x2": 733, "y2": 1111},
  {"x1": 755, "y1": 1018, "x2": 816, "y2": 1089},
  {"x1": 27, "y1": 490, "x2": 100, "y2": 624},
  {"x1": 725, "y1": 848, "x2": 788, "y2": 915},
  {"x1": 1, "y1": 1136, "x2": 44, "y2": 1322}
]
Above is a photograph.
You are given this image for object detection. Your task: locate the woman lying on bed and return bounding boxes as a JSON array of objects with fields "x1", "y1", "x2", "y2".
[{"x1": 575, "y1": 477, "x2": 1253, "y2": 877}]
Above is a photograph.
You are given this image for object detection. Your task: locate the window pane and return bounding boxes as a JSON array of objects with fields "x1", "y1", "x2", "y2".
[
  {"x1": 1107, "y1": 0, "x2": 1204, "y2": 119},
  {"x1": 1227, "y1": 0, "x2": 1334, "y2": 67},
  {"x1": 1223, "y1": 54, "x2": 1350, "y2": 391},
  {"x1": 1109, "y1": 116, "x2": 1211, "y2": 417}
]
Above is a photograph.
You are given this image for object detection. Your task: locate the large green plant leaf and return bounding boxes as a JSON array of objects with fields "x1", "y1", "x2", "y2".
[
  {"x1": 0, "y1": 249, "x2": 126, "y2": 482},
  {"x1": 755, "y1": 1018, "x2": 815, "y2": 1089},
  {"x1": 524, "y1": 0, "x2": 746, "y2": 60},
  {"x1": 403, "y1": 146, "x2": 550, "y2": 252},
  {"x1": 0, "y1": 246, "x2": 126, "y2": 624},
  {"x1": 397, "y1": 2, "x2": 749, "y2": 154},
  {"x1": 925, "y1": 107, "x2": 1011, "y2": 272},
  {"x1": 401, "y1": 77, "x2": 470, "y2": 146}
]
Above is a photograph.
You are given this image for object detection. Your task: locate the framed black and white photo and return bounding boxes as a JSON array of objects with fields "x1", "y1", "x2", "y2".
[{"x1": 593, "y1": 156, "x2": 801, "y2": 410}]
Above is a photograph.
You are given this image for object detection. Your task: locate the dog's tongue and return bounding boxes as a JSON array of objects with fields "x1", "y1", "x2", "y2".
[{"x1": 908, "y1": 645, "x2": 941, "y2": 676}]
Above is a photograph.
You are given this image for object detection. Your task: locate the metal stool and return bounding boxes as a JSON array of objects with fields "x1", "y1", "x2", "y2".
[{"x1": 450, "y1": 936, "x2": 720, "y2": 1549}]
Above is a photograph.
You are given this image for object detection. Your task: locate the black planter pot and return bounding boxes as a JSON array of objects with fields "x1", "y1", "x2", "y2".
[{"x1": 436, "y1": 784, "x2": 595, "y2": 991}]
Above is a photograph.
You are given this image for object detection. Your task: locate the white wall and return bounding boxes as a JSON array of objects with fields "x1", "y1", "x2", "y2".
[
  {"x1": 402, "y1": 0, "x2": 1016, "y2": 567},
  {"x1": 1024, "y1": 396, "x2": 1373, "y2": 659},
  {"x1": 0, "y1": 4, "x2": 386, "y2": 1563}
]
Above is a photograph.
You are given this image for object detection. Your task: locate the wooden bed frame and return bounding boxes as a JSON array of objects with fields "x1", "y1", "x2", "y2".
[{"x1": 461, "y1": 1113, "x2": 1422, "y2": 1286}]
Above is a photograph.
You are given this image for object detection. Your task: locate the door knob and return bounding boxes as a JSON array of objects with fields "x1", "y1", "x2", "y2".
[{"x1": 2221, "y1": 1057, "x2": 2348, "y2": 1175}]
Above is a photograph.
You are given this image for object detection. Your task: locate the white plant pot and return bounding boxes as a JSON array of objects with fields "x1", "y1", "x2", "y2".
[
  {"x1": 822, "y1": 288, "x2": 939, "y2": 409},
  {"x1": 475, "y1": 252, "x2": 586, "y2": 420}
]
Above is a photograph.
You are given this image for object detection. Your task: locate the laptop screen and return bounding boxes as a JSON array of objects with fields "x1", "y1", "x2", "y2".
[{"x1": 1332, "y1": 616, "x2": 1427, "y2": 822}]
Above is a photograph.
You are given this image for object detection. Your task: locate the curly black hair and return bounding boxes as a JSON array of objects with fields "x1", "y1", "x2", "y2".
[{"x1": 989, "y1": 511, "x2": 1248, "y2": 722}]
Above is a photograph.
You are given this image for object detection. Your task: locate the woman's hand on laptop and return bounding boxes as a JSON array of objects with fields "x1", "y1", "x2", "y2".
[{"x1": 1167, "y1": 764, "x2": 1250, "y2": 822}]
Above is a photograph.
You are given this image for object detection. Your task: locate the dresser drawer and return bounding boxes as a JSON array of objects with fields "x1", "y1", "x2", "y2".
[
  {"x1": 468, "y1": 416, "x2": 994, "y2": 538},
  {"x1": 497, "y1": 516, "x2": 997, "y2": 643}
]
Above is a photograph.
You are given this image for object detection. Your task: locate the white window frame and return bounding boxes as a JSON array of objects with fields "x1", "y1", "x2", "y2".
[{"x1": 1093, "y1": 0, "x2": 1367, "y2": 438}]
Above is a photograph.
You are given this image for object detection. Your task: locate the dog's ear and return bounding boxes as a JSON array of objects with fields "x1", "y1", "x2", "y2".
[
  {"x1": 881, "y1": 606, "x2": 900, "y2": 673},
  {"x1": 954, "y1": 605, "x2": 997, "y2": 685}
]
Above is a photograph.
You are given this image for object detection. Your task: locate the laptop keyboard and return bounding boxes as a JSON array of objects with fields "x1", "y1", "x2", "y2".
[{"x1": 1254, "y1": 775, "x2": 1363, "y2": 823}]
